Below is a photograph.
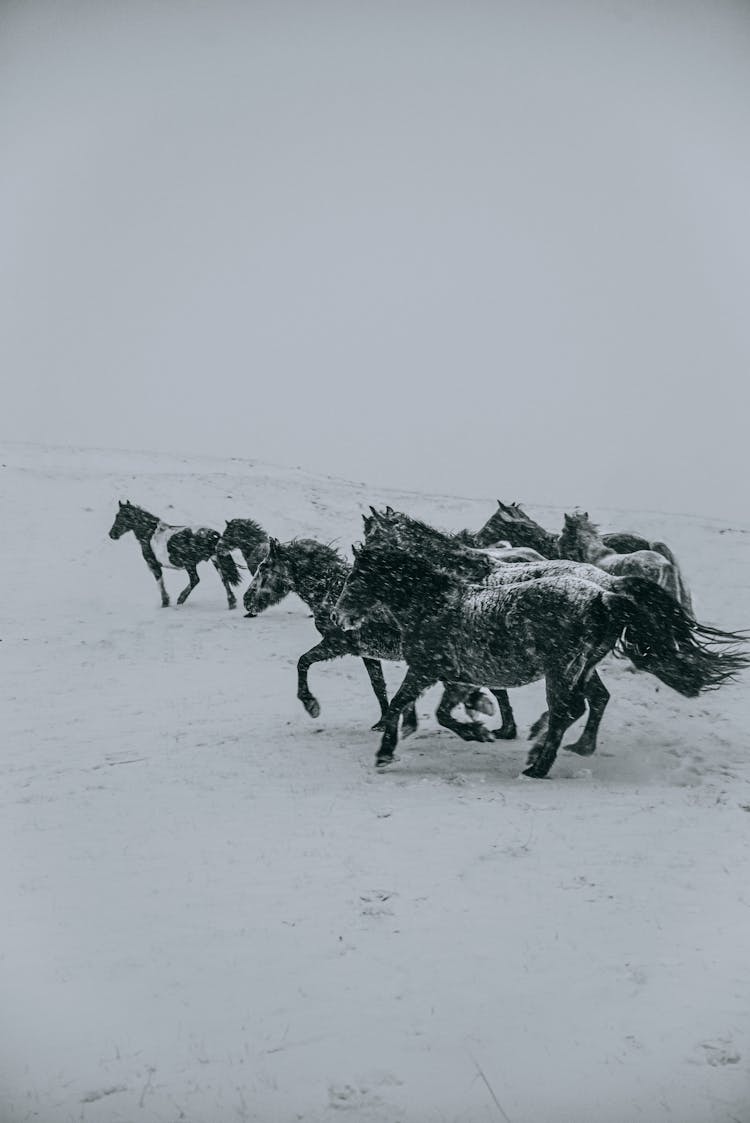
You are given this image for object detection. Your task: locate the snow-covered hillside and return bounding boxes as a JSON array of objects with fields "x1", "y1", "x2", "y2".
[{"x1": 2, "y1": 442, "x2": 749, "y2": 1123}]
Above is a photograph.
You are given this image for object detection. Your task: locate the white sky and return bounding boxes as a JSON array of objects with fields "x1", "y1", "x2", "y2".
[{"x1": 2, "y1": 0, "x2": 750, "y2": 519}]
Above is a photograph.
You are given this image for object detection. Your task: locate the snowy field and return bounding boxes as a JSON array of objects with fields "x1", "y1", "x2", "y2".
[{"x1": 2, "y1": 441, "x2": 749, "y2": 1123}]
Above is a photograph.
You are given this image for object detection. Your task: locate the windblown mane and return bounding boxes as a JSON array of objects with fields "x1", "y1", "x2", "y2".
[
  {"x1": 286, "y1": 538, "x2": 348, "y2": 568},
  {"x1": 369, "y1": 511, "x2": 494, "y2": 583},
  {"x1": 565, "y1": 511, "x2": 602, "y2": 535}
]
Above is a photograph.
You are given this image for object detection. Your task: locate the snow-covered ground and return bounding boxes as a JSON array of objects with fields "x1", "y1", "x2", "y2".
[{"x1": 2, "y1": 442, "x2": 749, "y2": 1123}]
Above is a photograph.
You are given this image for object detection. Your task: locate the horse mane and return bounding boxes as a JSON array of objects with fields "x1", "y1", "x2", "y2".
[
  {"x1": 496, "y1": 501, "x2": 546, "y2": 531},
  {"x1": 388, "y1": 512, "x2": 470, "y2": 546},
  {"x1": 564, "y1": 511, "x2": 602, "y2": 536},
  {"x1": 226, "y1": 516, "x2": 266, "y2": 535},
  {"x1": 285, "y1": 538, "x2": 350, "y2": 570},
  {"x1": 369, "y1": 511, "x2": 494, "y2": 582},
  {"x1": 124, "y1": 501, "x2": 159, "y2": 523},
  {"x1": 366, "y1": 532, "x2": 493, "y2": 588}
]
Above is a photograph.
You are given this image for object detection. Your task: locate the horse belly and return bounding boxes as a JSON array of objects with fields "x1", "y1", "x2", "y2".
[
  {"x1": 444, "y1": 634, "x2": 545, "y2": 690},
  {"x1": 150, "y1": 527, "x2": 180, "y2": 570}
]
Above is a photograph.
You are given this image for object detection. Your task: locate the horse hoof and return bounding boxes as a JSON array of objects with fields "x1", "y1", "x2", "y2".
[
  {"x1": 564, "y1": 742, "x2": 596, "y2": 757},
  {"x1": 401, "y1": 722, "x2": 417, "y2": 739},
  {"x1": 228, "y1": 602, "x2": 237, "y2": 610},
  {"x1": 244, "y1": 611, "x2": 257, "y2": 619},
  {"x1": 376, "y1": 755, "x2": 397, "y2": 769},
  {"x1": 304, "y1": 700, "x2": 321, "y2": 719},
  {"x1": 494, "y1": 726, "x2": 517, "y2": 741},
  {"x1": 522, "y1": 763, "x2": 550, "y2": 779}
]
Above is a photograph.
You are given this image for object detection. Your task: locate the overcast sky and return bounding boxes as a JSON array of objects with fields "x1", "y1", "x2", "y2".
[{"x1": 2, "y1": 0, "x2": 749, "y2": 519}]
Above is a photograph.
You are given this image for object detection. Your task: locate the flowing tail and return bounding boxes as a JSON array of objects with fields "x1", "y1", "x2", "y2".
[
  {"x1": 650, "y1": 540, "x2": 694, "y2": 617},
  {"x1": 612, "y1": 576, "x2": 748, "y2": 696},
  {"x1": 214, "y1": 543, "x2": 243, "y2": 587}
]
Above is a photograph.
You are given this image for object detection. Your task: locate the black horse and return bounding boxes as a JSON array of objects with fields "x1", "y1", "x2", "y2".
[
  {"x1": 108, "y1": 501, "x2": 242, "y2": 608},
  {"x1": 220, "y1": 518, "x2": 269, "y2": 573},
  {"x1": 243, "y1": 537, "x2": 517, "y2": 740},
  {"x1": 365, "y1": 507, "x2": 614, "y2": 756},
  {"x1": 333, "y1": 509, "x2": 746, "y2": 777}
]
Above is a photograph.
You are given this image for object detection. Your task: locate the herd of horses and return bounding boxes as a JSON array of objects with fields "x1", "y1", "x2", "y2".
[{"x1": 109, "y1": 498, "x2": 747, "y2": 778}]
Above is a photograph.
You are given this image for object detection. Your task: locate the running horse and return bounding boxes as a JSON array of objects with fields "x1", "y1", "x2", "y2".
[
  {"x1": 558, "y1": 511, "x2": 693, "y2": 615},
  {"x1": 333, "y1": 508, "x2": 745, "y2": 776},
  {"x1": 475, "y1": 500, "x2": 694, "y2": 613},
  {"x1": 108, "y1": 501, "x2": 242, "y2": 608},
  {"x1": 244, "y1": 536, "x2": 518, "y2": 740}
]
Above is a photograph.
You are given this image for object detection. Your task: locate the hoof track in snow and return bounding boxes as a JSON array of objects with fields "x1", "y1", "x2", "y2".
[{"x1": 698, "y1": 1039, "x2": 741, "y2": 1067}]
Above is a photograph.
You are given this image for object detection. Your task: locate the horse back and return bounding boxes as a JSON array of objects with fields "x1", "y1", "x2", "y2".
[
  {"x1": 601, "y1": 531, "x2": 651, "y2": 554},
  {"x1": 596, "y1": 549, "x2": 670, "y2": 586},
  {"x1": 158, "y1": 525, "x2": 220, "y2": 569},
  {"x1": 405, "y1": 576, "x2": 612, "y2": 687}
]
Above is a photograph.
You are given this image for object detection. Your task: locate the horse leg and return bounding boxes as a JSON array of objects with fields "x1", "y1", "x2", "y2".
[
  {"x1": 141, "y1": 544, "x2": 169, "y2": 607},
  {"x1": 357, "y1": 658, "x2": 397, "y2": 730},
  {"x1": 564, "y1": 672, "x2": 610, "y2": 756},
  {"x1": 176, "y1": 565, "x2": 200, "y2": 605},
  {"x1": 212, "y1": 556, "x2": 237, "y2": 610},
  {"x1": 363, "y1": 658, "x2": 389, "y2": 729},
  {"x1": 523, "y1": 675, "x2": 586, "y2": 778},
  {"x1": 296, "y1": 637, "x2": 346, "y2": 718},
  {"x1": 400, "y1": 700, "x2": 418, "y2": 737},
  {"x1": 376, "y1": 668, "x2": 435, "y2": 767},
  {"x1": 365, "y1": 659, "x2": 419, "y2": 738},
  {"x1": 463, "y1": 688, "x2": 517, "y2": 738},
  {"x1": 435, "y1": 685, "x2": 494, "y2": 742},
  {"x1": 528, "y1": 710, "x2": 549, "y2": 740},
  {"x1": 491, "y1": 689, "x2": 517, "y2": 739}
]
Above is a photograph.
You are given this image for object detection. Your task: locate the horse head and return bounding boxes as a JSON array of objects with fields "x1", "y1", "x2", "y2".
[{"x1": 109, "y1": 500, "x2": 135, "y2": 539}]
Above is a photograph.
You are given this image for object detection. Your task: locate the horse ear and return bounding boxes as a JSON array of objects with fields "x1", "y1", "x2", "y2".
[
  {"x1": 268, "y1": 537, "x2": 279, "y2": 554},
  {"x1": 119, "y1": 500, "x2": 124, "y2": 508},
  {"x1": 385, "y1": 505, "x2": 395, "y2": 517},
  {"x1": 584, "y1": 511, "x2": 589, "y2": 519},
  {"x1": 351, "y1": 543, "x2": 360, "y2": 558}
]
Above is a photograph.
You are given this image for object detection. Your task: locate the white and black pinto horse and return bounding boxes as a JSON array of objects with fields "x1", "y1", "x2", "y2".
[{"x1": 108, "y1": 501, "x2": 242, "y2": 608}]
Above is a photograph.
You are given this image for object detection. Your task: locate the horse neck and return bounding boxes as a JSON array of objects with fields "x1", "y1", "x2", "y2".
[
  {"x1": 565, "y1": 526, "x2": 609, "y2": 563},
  {"x1": 528, "y1": 529, "x2": 559, "y2": 557},
  {"x1": 236, "y1": 525, "x2": 268, "y2": 568},
  {"x1": 475, "y1": 515, "x2": 557, "y2": 557},
  {"x1": 130, "y1": 507, "x2": 159, "y2": 542},
  {"x1": 372, "y1": 553, "x2": 452, "y2": 628},
  {"x1": 547, "y1": 531, "x2": 562, "y2": 557},
  {"x1": 287, "y1": 550, "x2": 349, "y2": 613}
]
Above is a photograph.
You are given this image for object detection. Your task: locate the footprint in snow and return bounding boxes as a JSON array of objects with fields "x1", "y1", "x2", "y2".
[{"x1": 697, "y1": 1039, "x2": 741, "y2": 1067}]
